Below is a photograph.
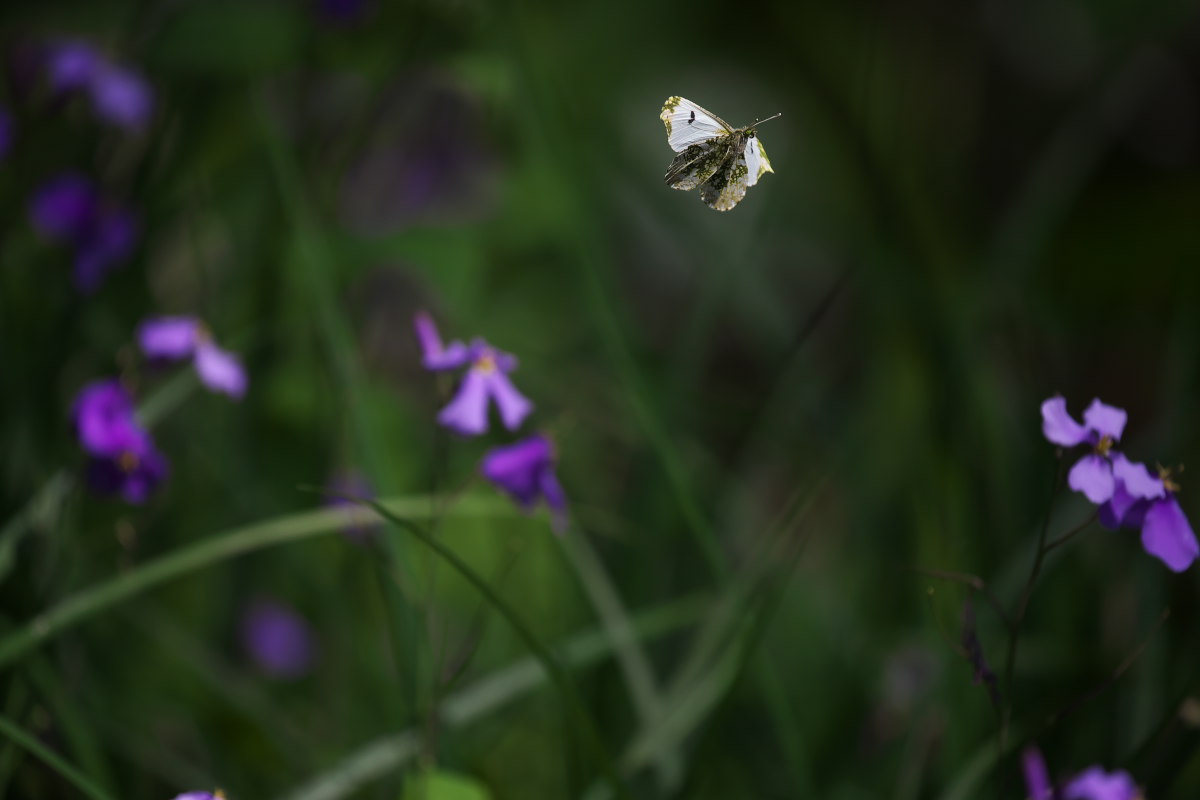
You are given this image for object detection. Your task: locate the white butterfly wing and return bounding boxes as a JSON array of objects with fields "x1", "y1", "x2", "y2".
[
  {"x1": 744, "y1": 136, "x2": 774, "y2": 187},
  {"x1": 660, "y1": 96, "x2": 733, "y2": 153}
]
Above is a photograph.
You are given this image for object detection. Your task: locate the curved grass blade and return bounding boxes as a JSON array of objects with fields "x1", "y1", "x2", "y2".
[
  {"x1": 358, "y1": 499, "x2": 632, "y2": 800},
  {"x1": 0, "y1": 715, "x2": 114, "y2": 800},
  {"x1": 0, "y1": 494, "x2": 511, "y2": 669}
]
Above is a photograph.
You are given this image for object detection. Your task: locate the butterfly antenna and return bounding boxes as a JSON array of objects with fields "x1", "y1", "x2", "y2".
[{"x1": 748, "y1": 112, "x2": 782, "y2": 130}]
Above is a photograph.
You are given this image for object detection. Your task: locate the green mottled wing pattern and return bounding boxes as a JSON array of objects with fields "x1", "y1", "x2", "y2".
[
  {"x1": 699, "y1": 143, "x2": 750, "y2": 211},
  {"x1": 664, "y1": 138, "x2": 732, "y2": 191}
]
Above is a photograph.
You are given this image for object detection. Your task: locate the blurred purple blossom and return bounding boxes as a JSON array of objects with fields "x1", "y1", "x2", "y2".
[
  {"x1": 45, "y1": 39, "x2": 153, "y2": 131},
  {"x1": 240, "y1": 600, "x2": 315, "y2": 678},
  {"x1": 1041, "y1": 397, "x2": 1127, "y2": 504},
  {"x1": 415, "y1": 312, "x2": 532, "y2": 436},
  {"x1": 138, "y1": 316, "x2": 248, "y2": 399},
  {"x1": 29, "y1": 173, "x2": 138, "y2": 292},
  {"x1": 1099, "y1": 457, "x2": 1198, "y2": 572},
  {"x1": 0, "y1": 107, "x2": 13, "y2": 160},
  {"x1": 481, "y1": 434, "x2": 568, "y2": 534},
  {"x1": 1023, "y1": 748, "x2": 1142, "y2": 800},
  {"x1": 72, "y1": 379, "x2": 167, "y2": 504}
]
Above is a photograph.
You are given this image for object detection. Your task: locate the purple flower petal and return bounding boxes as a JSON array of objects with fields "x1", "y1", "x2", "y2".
[
  {"x1": 481, "y1": 435, "x2": 567, "y2": 534},
  {"x1": 1099, "y1": 483, "x2": 1140, "y2": 530},
  {"x1": 1042, "y1": 397, "x2": 1090, "y2": 447},
  {"x1": 241, "y1": 600, "x2": 315, "y2": 678},
  {"x1": 72, "y1": 379, "x2": 140, "y2": 456},
  {"x1": 0, "y1": 107, "x2": 13, "y2": 161},
  {"x1": 29, "y1": 174, "x2": 96, "y2": 240},
  {"x1": 172, "y1": 793, "x2": 223, "y2": 800},
  {"x1": 89, "y1": 64, "x2": 152, "y2": 130},
  {"x1": 84, "y1": 436, "x2": 168, "y2": 504},
  {"x1": 139, "y1": 316, "x2": 202, "y2": 360},
  {"x1": 45, "y1": 41, "x2": 100, "y2": 92},
  {"x1": 1141, "y1": 496, "x2": 1199, "y2": 572},
  {"x1": 1110, "y1": 453, "x2": 1166, "y2": 500},
  {"x1": 1068, "y1": 453, "x2": 1115, "y2": 504},
  {"x1": 1022, "y1": 748, "x2": 1053, "y2": 800},
  {"x1": 1063, "y1": 766, "x2": 1140, "y2": 800},
  {"x1": 195, "y1": 341, "x2": 248, "y2": 399},
  {"x1": 1083, "y1": 399, "x2": 1127, "y2": 442},
  {"x1": 483, "y1": 369, "x2": 533, "y2": 431},
  {"x1": 437, "y1": 369, "x2": 490, "y2": 435},
  {"x1": 414, "y1": 312, "x2": 471, "y2": 371}
]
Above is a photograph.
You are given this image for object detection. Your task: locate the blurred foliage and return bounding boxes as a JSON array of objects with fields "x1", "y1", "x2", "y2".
[{"x1": 2, "y1": 0, "x2": 1200, "y2": 798}]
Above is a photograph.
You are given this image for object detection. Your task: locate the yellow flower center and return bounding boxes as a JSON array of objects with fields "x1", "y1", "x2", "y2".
[
  {"x1": 475, "y1": 351, "x2": 496, "y2": 374},
  {"x1": 1096, "y1": 435, "x2": 1114, "y2": 457},
  {"x1": 1158, "y1": 464, "x2": 1182, "y2": 494},
  {"x1": 117, "y1": 451, "x2": 139, "y2": 473}
]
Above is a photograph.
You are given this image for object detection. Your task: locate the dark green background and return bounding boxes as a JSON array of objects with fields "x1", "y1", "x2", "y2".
[{"x1": 3, "y1": 0, "x2": 1200, "y2": 797}]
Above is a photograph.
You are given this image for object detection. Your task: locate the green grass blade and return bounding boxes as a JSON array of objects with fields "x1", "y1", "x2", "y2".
[
  {"x1": 0, "y1": 715, "x2": 115, "y2": 800},
  {"x1": 0, "y1": 494, "x2": 511, "y2": 669}
]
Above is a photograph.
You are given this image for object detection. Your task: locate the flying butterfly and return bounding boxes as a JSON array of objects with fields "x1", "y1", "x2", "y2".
[{"x1": 660, "y1": 96, "x2": 779, "y2": 211}]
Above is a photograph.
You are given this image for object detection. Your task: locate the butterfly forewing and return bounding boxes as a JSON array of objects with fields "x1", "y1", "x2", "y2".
[{"x1": 660, "y1": 96, "x2": 733, "y2": 153}]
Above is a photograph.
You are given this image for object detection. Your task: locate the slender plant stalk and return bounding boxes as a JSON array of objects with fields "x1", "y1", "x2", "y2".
[
  {"x1": 361, "y1": 500, "x2": 633, "y2": 800},
  {"x1": 0, "y1": 715, "x2": 114, "y2": 800},
  {"x1": 0, "y1": 495, "x2": 511, "y2": 669}
]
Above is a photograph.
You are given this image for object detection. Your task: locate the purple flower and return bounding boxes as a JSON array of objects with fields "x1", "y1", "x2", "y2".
[
  {"x1": 1022, "y1": 748, "x2": 1053, "y2": 800},
  {"x1": 171, "y1": 792, "x2": 226, "y2": 800},
  {"x1": 72, "y1": 379, "x2": 168, "y2": 504},
  {"x1": 1023, "y1": 748, "x2": 1141, "y2": 800},
  {"x1": 45, "y1": 40, "x2": 153, "y2": 131},
  {"x1": 1099, "y1": 457, "x2": 1198, "y2": 573},
  {"x1": 1063, "y1": 767, "x2": 1141, "y2": 800},
  {"x1": 481, "y1": 435, "x2": 568, "y2": 534},
  {"x1": 1041, "y1": 397, "x2": 1128, "y2": 504},
  {"x1": 414, "y1": 312, "x2": 532, "y2": 436},
  {"x1": 0, "y1": 107, "x2": 13, "y2": 161},
  {"x1": 138, "y1": 316, "x2": 248, "y2": 399},
  {"x1": 29, "y1": 173, "x2": 138, "y2": 292},
  {"x1": 240, "y1": 600, "x2": 315, "y2": 678}
]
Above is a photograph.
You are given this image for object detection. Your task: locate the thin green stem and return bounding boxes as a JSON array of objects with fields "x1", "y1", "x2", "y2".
[
  {"x1": 0, "y1": 495, "x2": 511, "y2": 669},
  {"x1": 362, "y1": 500, "x2": 632, "y2": 800},
  {"x1": 0, "y1": 715, "x2": 114, "y2": 800}
]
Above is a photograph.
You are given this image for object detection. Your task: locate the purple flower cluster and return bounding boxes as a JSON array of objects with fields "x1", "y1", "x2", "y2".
[
  {"x1": 71, "y1": 318, "x2": 246, "y2": 503},
  {"x1": 45, "y1": 40, "x2": 153, "y2": 131},
  {"x1": 1043, "y1": 397, "x2": 1198, "y2": 572},
  {"x1": 1023, "y1": 747, "x2": 1140, "y2": 800},
  {"x1": 30, "y1": 174, "x2": 138, "y2": 293},
  {"x1": 415, "y1": 312, "x2": 568, "y2": 533}
]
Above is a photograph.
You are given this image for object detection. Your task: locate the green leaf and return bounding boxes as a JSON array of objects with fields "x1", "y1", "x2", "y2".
[
  {"x1": 148, "y1": 1, "x2": 307, "y2": 77},
  {"x1": 401, "y1": 768, "x2": 491, "y2": 800}
]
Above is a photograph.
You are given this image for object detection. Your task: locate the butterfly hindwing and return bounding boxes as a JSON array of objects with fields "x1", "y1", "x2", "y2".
[
  {"x1": 664, "y1": 138, "x2": 733, "y2": 191},
  {"x1": 699, "y1": 134, "x2": 750, "y2": 211},
  {"x1": 660, "y1": 96, "x2": 733, "y2": 153},
  {"x1": 744, "y1": 134, "x2": 773, "y2": 188}
]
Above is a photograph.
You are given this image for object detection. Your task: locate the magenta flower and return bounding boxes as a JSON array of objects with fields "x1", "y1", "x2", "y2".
[
  {"x1": 72, "y1": 379, "x2": 167, "y2": 503},
  {"x1": 414, "y1": 312, "x2": 532, "y2": 436},
  {"x1": 1041, "y1": 397, "x2": 1128, "y2": 504},
  {"x1": 29, "y1": 174, "x2": 138, "y2": 292},
  {"x1": 481, "y1": 435, "x2": 568, "y2": 534},
  {"x1": 1023, "y1": 748, "x2": 1141, "y2": 800},
  {"x1": 0, "y1": 107, "x2": 12, "y2": 161},
  {"x1": 45, "y1": 40, "x2": 153, "y2": 131},
  {"x1": 1099, "y1": 456, "x2": 1198, "y2": 572},
  {"x1": 240, "y1": 600, "x2": 315, "y2": 679},
  {"x1": 138, "y1": 317, "x2": 248, "y2": 399}
]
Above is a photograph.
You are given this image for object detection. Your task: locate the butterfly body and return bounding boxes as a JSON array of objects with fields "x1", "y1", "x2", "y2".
[{"x1": 660, "y1": 96, "x2": 775, "y2": 211}]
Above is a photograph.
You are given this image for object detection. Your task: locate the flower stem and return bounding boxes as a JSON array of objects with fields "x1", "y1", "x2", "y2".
[{"x1": 0, "y1": 715, "x2": 115, "y2": 800}]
